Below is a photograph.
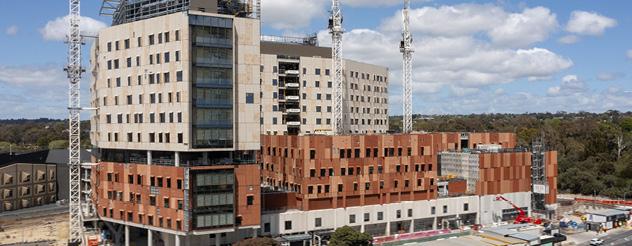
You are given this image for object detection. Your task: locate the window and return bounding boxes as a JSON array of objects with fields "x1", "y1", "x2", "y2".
[
  {"x1": 315, "y1": 68, "x2": 321, "y2": 75},
  {"x1": 349, "y1": 214, "x2": 356, "y2": 224},
  {"x1": 164, "y1": 197, "x2": 170, "y2": 208},
  {"x1": 264, "y1": 223, "x2": 270, "y2": 233},
  {"x1": 377, "y1": 212, "x2": 384, "y2": 220},
  {"x1": 150, "y1": 196, "x2": 156, "y2": 206},
  {"x1": 164, "y1": 72, "x2": 170, "y2": 83},
  {"x1": 464, "y1": 203, "x2": 469, "y2": 211},
  {"x1": 177, "y1": 71, "x2": 183, "y2": 81},
  {"x1": 315, "y1": 217, "x2": 322, "y2": 227},
  {"x1": 396, "y1": 210, "x2": 401, "y2": 219},
  {"x1": 246, "y1": 93, "x2": 254, "y2": 104},
  {"x1": 338, "y1": 184, "x2": 343, "y2": 192},
  {"x1": 175, "y1": 51, "x2": 180, "y2": 61},
  {"x1": 443, "y1": 205, "x2": 448, "y2": 213},
  {"x1": 124, "y1": 39, "x2": 130, "y2": 49},
  {"x1": 247, "y1": 195, "x2": 254, "y2": 205},
  {"x1": 364, "y1": 213, "x2": 370, "y2": 222},
  {"x1": 137, "y1": 37, "x2": 142, "y2": 47},
  {"x1": 175, "y1": 30, "x2": 180, "y2": 41},
  {"x1": 284, "y1": 221, "x2": 292, "y2": 230},
  {"x1": 164, "y1": 52, "x2": 170, "y2": 63},
  {"x1": 408, "y1": 209, "x2": 413, "y2": 217}
]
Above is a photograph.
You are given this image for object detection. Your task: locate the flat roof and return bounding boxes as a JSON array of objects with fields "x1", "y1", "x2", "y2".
[
  {"x1": 589, "y1": 209, "x2": 627, "y2": 217},
  {"x1": 261, "y1": 41, "x2": 332, "y2": 58}
]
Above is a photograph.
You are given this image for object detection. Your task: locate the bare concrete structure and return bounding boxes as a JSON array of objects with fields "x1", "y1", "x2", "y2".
[{"x1": 260, "y1": 39, "x2": 390, "y2": 135}]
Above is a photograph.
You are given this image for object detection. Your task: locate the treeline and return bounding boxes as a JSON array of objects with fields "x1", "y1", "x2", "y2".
[
  {"x1": 0, "y1": 119, "x2": 91, "y2": 153},
  {"x1": 390, "y1": 111, "x2": 632, "y2": 199}
]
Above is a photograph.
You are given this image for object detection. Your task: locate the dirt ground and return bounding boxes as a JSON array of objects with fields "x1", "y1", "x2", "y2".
[{"x1": 0, "y1": 212, "x2": 69, "y2": 246}]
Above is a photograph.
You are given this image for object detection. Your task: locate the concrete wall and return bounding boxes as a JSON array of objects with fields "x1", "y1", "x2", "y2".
[
  {"x1": 262, "y1": 192, "x2": 531, "y2": 236},
  {"x1": 259, "y1": 55, "x2": 390, "y2": 135},
  {"x1": 91, "y1": 11, "x2": 261, "y2": 152}
]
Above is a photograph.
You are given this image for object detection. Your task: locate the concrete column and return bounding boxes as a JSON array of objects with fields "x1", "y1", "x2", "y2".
[
  {"x1": 432, "y1": 217, "x2": 437, "y2": 230},
  {"x1": 125, "y1": 225, "x2": 130, "y2": 246},
  {"x1": 175, "y1": 152, "x2": 180, "y2": 167},
  {"x1": 252, "y1": 228, "x2": 257, "y2": 238},
  {"x1": 175, "y1": 234, "x2": 181, "y2": 246},
  {"x1": 409, "y1": 220, "x2": 414, "y2": 233},
  {"x1": 360, "y1": 224, "x2": 365, "y2": 233},
  {"x1": 147, "y1": 150, "x2": 153, "y2": 165},
  {"x1": 215, "y1": 234, "x2": 220, "y2": 246},
  {"x1": 385, "y1": 221, "x2": 391, "y2": 236},
  {"x1": 147, "y1": 229, "x2": 153, "y2": 246}
]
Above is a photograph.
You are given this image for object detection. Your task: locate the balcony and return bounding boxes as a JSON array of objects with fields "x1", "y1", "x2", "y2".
[
  {"x1": 286, "y1": 108, "x2": 301, "y2": 114},
  {"x1": 282, "y1": 70, "x2": 300, "y2": 76},
  {"x1": 286, "y1": 83, "x2": 300, "y2": 88},
  {"x1": 286, "y1": 96, "x2": 300, "y2": 101},
  {"x1": 287, "y1": 121, "x2": 301, "y2": 126}
]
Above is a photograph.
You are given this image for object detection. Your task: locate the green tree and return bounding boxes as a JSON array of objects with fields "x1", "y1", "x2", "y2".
[
  {"x1": 329, "y1": 226, "x2": 372, "y2": 246},
  {"x1": 48, "y1": 140, "x2": 69, "y2": 149},
  {"x1": 234, "y1": 237, "x2": 279, "y2": 246}
]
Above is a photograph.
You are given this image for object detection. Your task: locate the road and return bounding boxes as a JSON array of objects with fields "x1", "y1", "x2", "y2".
[{"x1": 577, "y1": 229, "x2": 632, "y2": 246}]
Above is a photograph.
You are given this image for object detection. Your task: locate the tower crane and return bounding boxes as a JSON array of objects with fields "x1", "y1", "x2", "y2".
[
  {"x1": 401, "y1": 0, "x2": 414, "y2": 133},
  {"x1": 65, "y1": 0, "x2": 84, "y2": 244},
  {"x1": 329, "y1": 0, "x2": 344, "y2": 135}
]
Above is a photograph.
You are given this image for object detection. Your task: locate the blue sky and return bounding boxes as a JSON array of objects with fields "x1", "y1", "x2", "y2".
[{"x1": 0, "y1": 0, "x2": 630, "y2": 119}]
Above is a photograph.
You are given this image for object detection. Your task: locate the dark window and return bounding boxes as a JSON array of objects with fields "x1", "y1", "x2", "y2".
[
  {"x1": 396, "y1": 210, "x2": 401, "y2": 219},
  {"x1": 349, "y1": 214, "x2": 356, "y2": 223},
  {"x1": 364, "y1": 213, "x2": 370, "y2": 222},
  {"x1": 247, "y1": 195, "x2": 254, "y2": 205},
  {"x1": 315, "y1": 218, "x2": 322, "y2": 227},
  {"x1": 246, "y1": 93, "x2": 254, "y2": 104},
  {"x1": 443, "y1": 205, "x2": 448, "y2": 213},
  {"x1": 284, "y1": 221, "x2": 292, "y2": 230},
  {"x1": 464, "y1": 203, "x2": 469, "y2": 211},
  {"x1": 408, "y1": 209, "x2": 413, "y2": 217},
  {"x1": 377, "y1": 212, "x2": 384, "y2": 220}
]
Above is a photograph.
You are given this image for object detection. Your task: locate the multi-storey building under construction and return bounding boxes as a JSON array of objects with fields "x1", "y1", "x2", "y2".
[{"x1": 88, "y1": 0, "x2": 558, "y2": 245}]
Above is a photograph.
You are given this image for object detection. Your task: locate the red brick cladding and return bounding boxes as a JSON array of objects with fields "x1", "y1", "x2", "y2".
[
  {"x1": 476, "y1": 152, "x2": 532, "y2": 195},
  {"x1": 92, "y1": 163, "x2": 186, "y2": 231},
  {"x1": 545, "y1": 151, "x2": 558, "y2": 204},
  {"x1": 261, "y1": 133, "x2": 513, "y2": 211}
]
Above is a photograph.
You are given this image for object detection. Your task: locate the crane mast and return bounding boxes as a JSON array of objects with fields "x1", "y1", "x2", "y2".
[
  {"x1": 401, "y1": 0, "x2": 414, "y2": 133},
  {"x1": 329, "y1": 0, "x2": 344, "y2": 135},
  {"x1": 66, "y1": 0, "x2": 84, "y2": 243}
]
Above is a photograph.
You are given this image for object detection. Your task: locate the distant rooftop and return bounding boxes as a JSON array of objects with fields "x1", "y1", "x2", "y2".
[{"x1": 100, "y1": 0, "x2": 255, "y2": 26}]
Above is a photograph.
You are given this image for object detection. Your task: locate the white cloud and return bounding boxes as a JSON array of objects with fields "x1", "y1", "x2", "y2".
[
  {"x1": 566, "y1": 11, "x2": 617, "y2": 36},
  {"x1": 547, "y1": 75, "x2": 585, "y2": 96},
  {"x1": 596, "y1": 72, "x2": 621, "y2": 81},
  {"x1": 262, "y1": 0, "x2": 327, "y2": 31},
  {"x1": 558, "y1": 35, "x2": 579, "y2": 44},
  {"x1": 488, "y1": 7, "x2": 558, "y2": 48},
  {"x1": 627, "y1": 50, "x2": 632, "y2": 60},
  {"x1": 40, "y1": 15, "x2": 107, "y2": 41},
  {"x1": 0, "y1": 66, "x2": 66, "y2": 86},
  {"x1": 5, "y1": 25, "x2": 18, "y2": 36},
  {"x1": 380, "y1": 4, "x2": 508, "y2": 37},
  {"x1": 344, "y1": 0, "x2": 430, "y2": 7},
  {"x1": 318, "y1": 3, "x2": 572, "y2": 110}
]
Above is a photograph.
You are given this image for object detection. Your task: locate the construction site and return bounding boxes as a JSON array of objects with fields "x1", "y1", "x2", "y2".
[{"x1": 0, "y1": 0, "x2": 630, "y2": 246}]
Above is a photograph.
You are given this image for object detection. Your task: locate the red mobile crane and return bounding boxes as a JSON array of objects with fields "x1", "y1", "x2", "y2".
[{"x1": 496, "y1": 196, "x2": 542, "y2": 225}]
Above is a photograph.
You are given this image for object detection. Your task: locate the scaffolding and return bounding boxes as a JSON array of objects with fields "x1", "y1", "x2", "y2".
[
  {"x1": 260, "y1": 34, "x2": 319, "y2": 46},
  {"x1": 531, "y1": 135, "x2": 547, "y2": 211}
]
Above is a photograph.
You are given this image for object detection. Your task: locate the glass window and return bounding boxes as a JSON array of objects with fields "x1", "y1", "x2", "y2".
[{"x1": 246, "y1": 93, "x2": 254, "y2": 104}]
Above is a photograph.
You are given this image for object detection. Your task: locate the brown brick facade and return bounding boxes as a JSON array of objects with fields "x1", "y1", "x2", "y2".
[{"x1": 260, "y1": 133, "x2": 518, "y2": 211}]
